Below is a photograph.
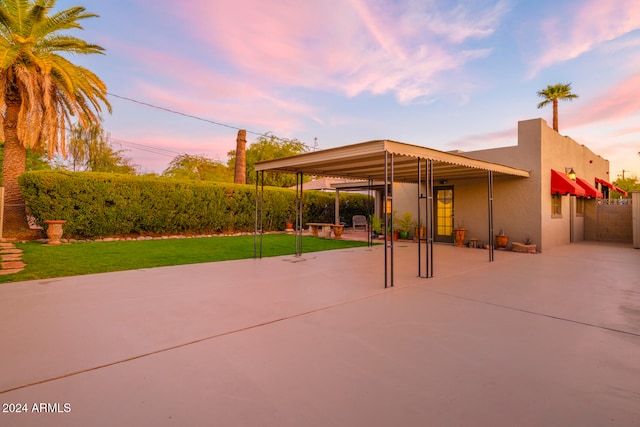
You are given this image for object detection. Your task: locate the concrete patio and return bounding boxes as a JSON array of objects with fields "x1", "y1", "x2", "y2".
[{"x1": 0, "y1": 240, "x2": 638, "y2": 426}]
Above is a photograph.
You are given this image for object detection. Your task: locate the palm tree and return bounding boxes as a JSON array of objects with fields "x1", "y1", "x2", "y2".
[
  {"x1": 536, "y1": 83, "x2": 578, "y2": 132},
  {"x1": 0, "y1": 0, "x2": 110, "y2": 237}
]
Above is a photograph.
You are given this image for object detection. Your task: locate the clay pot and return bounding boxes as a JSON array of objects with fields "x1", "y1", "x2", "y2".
[
  {"x1": 454, "y1": 228, "x2": 467, "y2": 246},
  {"x1": 495, "y1": 234, "x2": 508, "y2": 248}
]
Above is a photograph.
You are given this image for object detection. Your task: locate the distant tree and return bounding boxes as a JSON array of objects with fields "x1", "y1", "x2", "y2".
[
  {"x1": 65, "y1": 121, "x2": 137, "y2": 174},
  {"x1": 0, "y1": 1, "x2": 110, "y2": 236},
  {"x1": 537, "y1": 83, "x2": 578, "y2": 132},
  {"x1": 613, "y1": 175, "x2": 640, "y2": 194},
  {"x1": 227, "y1": 135, "x2": 309, "y2": 187},
  {"x1": 163, "y1": 154, "x2": 233, "y2": 182}
]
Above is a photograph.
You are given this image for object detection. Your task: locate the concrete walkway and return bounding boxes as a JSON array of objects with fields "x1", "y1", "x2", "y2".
[{"x1": 0, "y1": 241, "x2": 638, "y2": 426}]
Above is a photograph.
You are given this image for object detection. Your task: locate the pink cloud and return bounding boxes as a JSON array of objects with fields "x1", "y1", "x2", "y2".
[
  {"x1": 172, "y1": 0, "x2": 507, "y2": 104},
  {"x1": 446, "y1": 127, "x2": 517, "y2": 151},
  {"x1": 565, "y1": 74, "x2": 640, "y2": 127},
  {"x1": 610, "y1": 126, "x2": 640, "y2": 138},
  {"x1": 529, "y1": 0, "x2": 640, "y2": 76}
]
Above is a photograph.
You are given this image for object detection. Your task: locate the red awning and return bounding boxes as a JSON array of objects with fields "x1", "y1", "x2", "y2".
[
  {"x1": 551, "y1": 170, "x2": 586, "y2": 196},
  {"x1": 595, "y1": 177, "x2": 629, "y2": 196},
  {"x1": 575, "y1": 177, "x2": 603, "y2": 198}
]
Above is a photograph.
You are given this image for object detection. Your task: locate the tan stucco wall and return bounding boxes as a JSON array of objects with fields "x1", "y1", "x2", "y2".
[{"x1": 440, "y1": 118, "x2": 609, "y2": 252}]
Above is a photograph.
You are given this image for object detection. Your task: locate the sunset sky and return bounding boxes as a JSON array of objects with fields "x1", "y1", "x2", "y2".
[{"x1": 64, "y1": 0, "x2": 640, "y2": 179}]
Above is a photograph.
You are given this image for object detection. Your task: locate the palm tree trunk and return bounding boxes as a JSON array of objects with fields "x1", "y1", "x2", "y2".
[
  {"x1": 234, "y1": 129, "x2": 247, "y2": 184},
  {"x1": 2, "y1": 90, "x2": 35, "y2": 238},
  {"x1": 552, "y1": 99, "x2": 559, "y2": 132}
]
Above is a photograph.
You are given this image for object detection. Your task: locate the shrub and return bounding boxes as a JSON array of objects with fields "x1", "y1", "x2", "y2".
[{"x1": 19, "y1": 171, "x2": 371, "y2": 238}]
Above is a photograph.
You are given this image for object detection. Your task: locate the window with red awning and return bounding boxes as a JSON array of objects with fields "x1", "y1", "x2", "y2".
[{"x1": 551, "y1": 169, "x2": 585, "y2": 197}]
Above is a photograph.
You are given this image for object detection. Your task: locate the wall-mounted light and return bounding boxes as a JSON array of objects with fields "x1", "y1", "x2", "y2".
[
  {"x1": 565, "y1": 167, "x2": 576, "y2": 181},
  {"x1": 439, "y1": 180, "x2": 447, "y2": 185}
]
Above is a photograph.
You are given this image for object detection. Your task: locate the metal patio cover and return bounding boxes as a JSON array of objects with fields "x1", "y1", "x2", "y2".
[{"x1": 254, "y1": 140, "x2": 530, "y2": 181}]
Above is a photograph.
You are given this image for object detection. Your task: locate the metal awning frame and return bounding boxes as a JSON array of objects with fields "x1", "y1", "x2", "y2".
[{"x1": 254, "y1": 140, "x2": 529, "y2": 288}]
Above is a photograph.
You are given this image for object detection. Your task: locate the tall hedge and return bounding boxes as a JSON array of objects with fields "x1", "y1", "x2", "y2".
[{"x1": 19, "y1": 171, "x2": 371, "y2": 238}]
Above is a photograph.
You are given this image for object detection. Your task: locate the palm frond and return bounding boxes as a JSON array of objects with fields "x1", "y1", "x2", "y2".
[{"x1": 0, "y1": 0, "x2": 108, "y2": 159}]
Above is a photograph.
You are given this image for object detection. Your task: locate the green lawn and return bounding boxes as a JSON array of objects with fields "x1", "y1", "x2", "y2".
[{"x1": 0, "y1": 234, "x2": 371, "y2": 284}]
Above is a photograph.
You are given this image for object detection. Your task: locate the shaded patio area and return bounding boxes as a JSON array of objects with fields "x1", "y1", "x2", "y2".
[{"x1": 254, "y1": 139, "x2": 530, "y2": 288}]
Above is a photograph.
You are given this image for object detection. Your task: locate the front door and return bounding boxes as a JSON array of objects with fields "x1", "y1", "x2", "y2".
[{"x1": 435, "y1": 186, "x2": 454, "y2": 243}]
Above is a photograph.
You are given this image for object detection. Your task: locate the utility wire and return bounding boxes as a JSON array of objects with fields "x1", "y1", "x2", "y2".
[
  {"x1": 107, "y1": 137, "x2": 183, "y2": 158},
  {"x1": 107, "y1": 92, "x2": 270, "y2": 137}
]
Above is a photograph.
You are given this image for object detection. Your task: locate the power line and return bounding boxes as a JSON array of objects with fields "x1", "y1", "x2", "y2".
[
  {"x1": 107, "y1": 137, "x2": 183, "y2": 158},
  {"x1": 107, "y1": 92, "x2": 270, "y2": 137}
]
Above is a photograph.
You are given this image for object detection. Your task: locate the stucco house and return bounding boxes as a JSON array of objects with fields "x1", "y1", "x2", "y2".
[
  {"x1": 429, "y1": 117, "x2": 613, "y2": 252},
  {"x1": 255, "y1": 117, "x2": 628, "y2": 285},
  {"x1": 342, "y1": 118, "x2": 619, "y2": 252}
]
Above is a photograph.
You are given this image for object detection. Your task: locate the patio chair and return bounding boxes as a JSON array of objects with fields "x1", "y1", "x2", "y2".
[{"x1": 352, "y1": 215, "x2": 368, "y2": 231}]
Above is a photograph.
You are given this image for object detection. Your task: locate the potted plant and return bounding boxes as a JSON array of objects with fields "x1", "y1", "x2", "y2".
[
  {"x1": 285, "y1": 217, "x2": 294, "y2": 233},
  {"x1": 512, "y1": 234, "x2": 537, "y2": 253},
  {"x1": 370, "y1": 215, "x2": 382, "y2": 238},
  {"x1": 495, "y1": 228, "x2": 508, "y2": 249},
  {"x1": 453, "y1": 221, "x2": 466, "y2": 246},
  {"x1": 396, "y1": 212, "x2": 414, "y2": 240}
]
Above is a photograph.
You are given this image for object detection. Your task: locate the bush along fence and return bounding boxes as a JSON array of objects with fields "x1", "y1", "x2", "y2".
[{"x1": 19, "y1": 171, "x2": 370, "y2": 239}]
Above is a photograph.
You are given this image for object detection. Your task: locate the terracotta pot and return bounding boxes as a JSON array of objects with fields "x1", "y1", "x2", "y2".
[
  {"x1": 44, "y1": 220, "x2": 67, "y2": 245},
  {"x1": 333, "y1": 225, "x2": 344, "y2": 239},
  {"x1": 454, "y1": 228, "x2": 466, "y2": 246},
  {"x1": 495, "y1": 234, "x2": 508, "y2": 248}
]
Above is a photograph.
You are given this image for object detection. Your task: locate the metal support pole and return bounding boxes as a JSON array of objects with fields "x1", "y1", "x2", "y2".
[
  {"x1": 383, "y1": 151, "x2": 395, "y2": 288},
  {"x1": 295, "y1": 172, "x2": 304, "y2": 256},
  {"x1": 390, "y1": 153, "x2": 394, "y2": 288},
  {"x1": 418, "y1": 158, "x2": 433, "y2": 278},
  {"x1": 427, "y1": 159, "x2": 434, "y2": 277},
  {"x1": 368, "y1": 178, "x2": 373, "y2": 247},
  {"x1": 488, "y1": 171, "x2": 494, "y2": 262},
  {"x1": 418, "y1": 158, "x2": 423, "y2": 277},
  {"x1": 383, "y1": 151, "x2": 388, "y2": 288},
  {"x1": 335, "y1": 189, "x2": 340, "y2": 226},
  {"x1": 254, "y1": 171, "x2": 265, "y2": 258},
  {"x1": 254, "y1": 172, "x2": 258, "y2": 258}
]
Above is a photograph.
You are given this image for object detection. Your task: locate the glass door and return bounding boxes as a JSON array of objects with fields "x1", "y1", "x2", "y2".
[{"x1": 435, "y1": 186, "x2": 454, "y2": 243}]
